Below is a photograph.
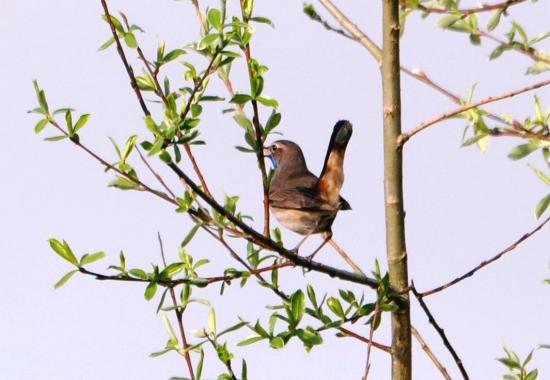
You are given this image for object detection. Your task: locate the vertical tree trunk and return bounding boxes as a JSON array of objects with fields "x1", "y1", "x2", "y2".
[{"x1": 381, "y1": 1, "x2": 412, "y2": 379}]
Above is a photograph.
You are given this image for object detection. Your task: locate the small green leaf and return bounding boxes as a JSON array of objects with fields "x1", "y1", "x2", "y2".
[
  {"x1": 207, "y1": 8, "x2": 222, "y2": 31},
  {"x1": 269, "y1": 336, "x2": 285, "y2": 349},
  {"x1": 290, "y1": 290, "x2": 305, "y2": 325},
  {"x1": 129, "y1": 268, "x2": 148, "y2": 280},
  {"x1": 487, "y1": 9, "x2": 502, "y2": 31},
  {"x1": 98, "y1": 37, "x2": 115, "y2": 51},
  {"x1": 256, "y1": 96, "x2": 279, "y2": 109},
  {"x1": 327, "y1": 297, "x2": 345, "y2": 318},
  {"x1": 528, "y1": 164, "x2": 550, "y2": 185},
  {"x1": 181, "y1": 223, "x2": 202, "y2": 247},
  {"x1": 197, "y1": 33, "x2": 219, "y2": 50},
  {"x1": 49, "y1": 239, "x2": 79, "y2": 266},
  {"x1": 237, "y1": 336, "x2": 265, "y2": 346},
  {"x1": 437, "y1": 15, "x2": 461, "y2": 29},
  {"x1": 160, "y1": 263, "x2": 185, "y2": 278},
  {"x1": 209, "y1": 308, "x2": 217, "y2": 335},
  {"x1": 535, "y1": 193, "x2": 550, "y2": 218},
  {"x1": 231, "y1": 93, "x2": 252, "y2": 105},
  {"x1": 108, "y1": 176, "x2": 139, "y2": 190},
  {"x1": 145, "y1": 282, "x2": 158, "y2": 300},
  {"x1": 54, "y1": 270, "x2": 78, "y2": 289},
  {"x1": 80, "y1": 251, "x2": 106, "y2": 266},
  {"x1": 35, "y1": 119, "x2": 49, "y2": 134},
  {"x1": 74, "y1": 114, "x2": 91, "y2": 133},
  {"x1": 508, "y1": 143, "x2": 538, "y2": 160},
  {"x1": 124, "y1": 32, "x2": 138, "y2": 48}
]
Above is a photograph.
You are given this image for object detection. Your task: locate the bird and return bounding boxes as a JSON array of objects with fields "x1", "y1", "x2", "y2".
[{"x1": 264, "y1": 120, "x2": 362, "y2": 272}]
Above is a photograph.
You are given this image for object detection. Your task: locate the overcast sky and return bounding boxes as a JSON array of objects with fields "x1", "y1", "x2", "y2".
[{"x1": 2, "y1": 1, "x2": 550, "y2": 379}]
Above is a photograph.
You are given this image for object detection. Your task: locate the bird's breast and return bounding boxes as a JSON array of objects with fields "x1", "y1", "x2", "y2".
[{"x1": 271, "y1": 207, "x2": 336, "y2": 235}]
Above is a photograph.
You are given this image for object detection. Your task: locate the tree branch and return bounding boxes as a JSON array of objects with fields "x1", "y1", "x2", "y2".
[
  {"x1": 400, "y1": 77, "x2": 550, "y2": 145},
  {"x1": 411, "y1": 284, "x2": 469, "y2": 380},
  {"x1": 166, "y1": 161, "x2": 382, "y2": 289},
  {"x1": 158, "y1": 233, "x2": 195, "y2": 380},
  {"x1": 411, "y1": 326, "x2": 451, "y2": 380},
  {"x1": 419, "y1": 215, "x2": 550, "y2": 297},
  {"x1": 402, "y1": 0, "x2": 528, "y2": 15}
]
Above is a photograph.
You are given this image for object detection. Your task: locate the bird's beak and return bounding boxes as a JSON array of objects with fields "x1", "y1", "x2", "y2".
[{"x1": 263, "y1": 146, "x2": 278, "y2": 169}]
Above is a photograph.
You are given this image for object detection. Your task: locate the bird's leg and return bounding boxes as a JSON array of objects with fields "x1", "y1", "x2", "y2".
[
  {"x1": 328, "y1": 238, "x2": 365, "y2": 275},
  {"x1": 305, "y1": 231, "x2": 332, "y2": 261},
  {"x1": 291, "y1": 233, "x2": 312, "y2": 253}
]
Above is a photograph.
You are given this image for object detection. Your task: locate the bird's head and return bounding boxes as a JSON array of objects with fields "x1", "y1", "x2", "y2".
[{"x1": 263, "y1": 140, "x2": 305, "y2": 171}]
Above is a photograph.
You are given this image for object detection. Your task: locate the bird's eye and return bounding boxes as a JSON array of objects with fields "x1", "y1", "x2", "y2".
[{"x1": 271, "y1": 144, "x2": 278, "y2": 151}]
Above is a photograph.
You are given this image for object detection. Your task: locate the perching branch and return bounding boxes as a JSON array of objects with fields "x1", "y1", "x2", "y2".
[
  {"x1": 402, "y1": 0, "x2": 529, "y2": 15},
  {"x1": 419, "y1": 215, "x2": 550, "y2": 297},
  {"x1": 411, "y1": 283, "x2": 469, "y2": 380},
  {"x1": 399, "y1": 77, "x2": 550, "y2": 145},
  {"x1": 166, "y1": 161, "x2": 382, "y2": 289}
]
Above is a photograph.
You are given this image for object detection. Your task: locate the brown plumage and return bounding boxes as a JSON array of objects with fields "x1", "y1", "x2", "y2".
[{"x1": 264, "y1": 120, "x2": 353, "y2": 258}]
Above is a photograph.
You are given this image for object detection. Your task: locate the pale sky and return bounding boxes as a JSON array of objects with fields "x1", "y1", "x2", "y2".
[{"x1": 2, "y1": 1, "x2": 550, "y2": 379}]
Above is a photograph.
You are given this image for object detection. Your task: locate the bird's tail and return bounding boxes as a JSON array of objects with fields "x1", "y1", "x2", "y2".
[{"x1": 318, "y1": 120, "x2": 353, "y2": 206}]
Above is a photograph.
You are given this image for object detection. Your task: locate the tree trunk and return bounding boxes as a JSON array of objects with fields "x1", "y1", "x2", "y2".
[{"x1": 381, "y1": 0, "x2": 412, "y2": 379}]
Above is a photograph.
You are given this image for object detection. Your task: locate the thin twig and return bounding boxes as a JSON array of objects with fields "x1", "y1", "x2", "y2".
[
  {"x1": 206, "y1": 336, "x2": 237, "y2": 380},
  {"x1": 137, "y1": 147, "x2": 176, "y2": 198},
  {"x1": 158, "y1": 233, "x2": 196, "y2": 380},
  {"x1": 239, "y1": 0, "x2": 270, "y2": 237},
  {"x1": 329, "y1": 238, "x2": 365, "y2": 274},
  {"x1": 100, "y1": 0, "x2": 150, "y2": 116},
  {"x1": 411, "y1": 325, "x2": 452, "y2": 380},
  {"x1": 419, "y1": 215, "x2": 550, "y2": 297},
  {"x1": 362, "y1": 301, "x2": 380, "y2": 380},
  {"x1": 412, "y1": 283, "x2": 469, "y2": 379},
  {"x1": 315, "y1": 0, "x2": 519, "y2": 132},
  {"x1": 478, "y1": 29, "x2": 550, "y2": 65},
  {"x1": 400, "y1": 78, "x2": 550, "y2": 144},
  {"x1": 403, "y1": 0, "x2": 528, "y2": 15}
]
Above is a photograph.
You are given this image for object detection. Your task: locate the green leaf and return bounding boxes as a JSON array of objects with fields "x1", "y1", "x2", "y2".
[
  {"x1": 80, "y1": 251, "x2": 106, "y2": 266},
  {"x1": 197, "y1": 33, "x2": 219, "y2": 50},
  {"x1": 263, "y1": 111, "x2": 281, "y2": 137},
  {"x1": 535, "y1": 193, "x2": 550, "y2": 218},
  {"x1": 526, "y1": 61, "x2": 550, "y2": 75},
  {"x1": 102, "y1": 14, "x2": 124, "y2": 33},
  {"x1": 528, "y1": 164, "x2": 550, "y2": 185},
  {"x1": 437, "y1": 15, "x2": 461, "y2": 29},
  {"x1": 98, "y1": 37, "x2": 115, "y2": 51},
  {"x1": 163, "y1": 49, "x2": 186, "y2": 63},
  {"x1": 145, "y1": 282, "x2": 158, "y2": 300},
  {"x1": 290, "y1": 290, "x2": 305, "y2": 325},
  {"x1": 207, "y1": 8, "x2": 222, "y2": 31},
  {"x1": 237, "y1": 336, "x2": 265, "y2": 346},
  {"x1": 508, "y1": 143, "x2": 538, "y2": 160},
  {"x1": 35, "y1": 119, "x2": 49, "y2": 134},
  {"x1": 49, "y1": 239, "x2": 79, "y2": 266},
  {"x1": 159, "y1": 150, "x2": 172, "y2": 163},
  {"x1": 230, "y1": 93, "x2": 252, "y2": 105},
  {"x1": 124, "y1": 32, "x2": 138, "y2": 48},
  {"x1": 296, "y1": 327, "x2": 323, "y2": 346},
  {"x1": 525, "y1": 369, "x2": 538, "y2": 380},
  {"x1": 250, "y1": 16, "x2": 274, "y2": 26},
  {"x1": 44, "y1": 135, "x2": 67, "y2": 142},
  {"x1": 487, "y1": 9, "x2": 502, "y2": 31},
  {"x1": 256, "y1": 96, "x2": 279, "y2": 109},
  {"x1": 327, "y1": 297, "x2": 345, "y2": 318},
  {"x1": 209, "y1": 308, "x2": 217, "y2": 335},
  {"x1": 54, "y1": 270, "x2": 78, "y2": 289},
  {"x1": 108, "y1": 176, "x2": 139, "y2": 190},
  {"x1": 269, "y1": 336, "x2": 285, "y2": 349},
  {"x1": 74, "y1": 114, "x2": 91, "y2": 133},
  {"x1": 233, "y1": 113, "x2": 254, "y2": 133},
  {"x1": 129, "y1": 268, "x2": 148, "y2": 280},
  {"x1": 181, "y1": 223, "x2": 202, "y2": 247},
  {"x1": 160, "y1": 262, "x2": 185, "y2": 278}
]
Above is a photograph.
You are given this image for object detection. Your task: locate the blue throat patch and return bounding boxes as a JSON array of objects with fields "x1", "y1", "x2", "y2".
[{"x1": 268, "y1": 155, "x2": 278, "y2": 169}]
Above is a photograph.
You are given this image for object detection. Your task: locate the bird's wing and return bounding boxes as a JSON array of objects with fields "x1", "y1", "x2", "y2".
[{"x1": 269, "y1": 186, "x2": 339, "y2": 211}]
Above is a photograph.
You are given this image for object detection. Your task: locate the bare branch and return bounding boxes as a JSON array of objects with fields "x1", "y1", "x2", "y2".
[
  {"x1": 412, "y1": 284, "x2": 470, "y2": 380},
  {"x1": 411, "y1": 326, "x2": 451, "y2": 380},
  {"x1": 419, "y1": 215, "x2": 550, "y2": 297}
]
